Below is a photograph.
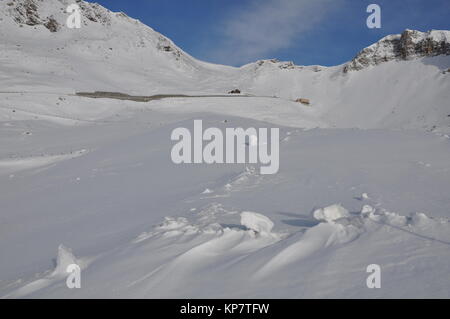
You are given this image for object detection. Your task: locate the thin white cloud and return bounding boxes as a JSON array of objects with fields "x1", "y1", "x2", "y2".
[{"x1": 210, "y1": 0, "x2": 342, "y2": 65}]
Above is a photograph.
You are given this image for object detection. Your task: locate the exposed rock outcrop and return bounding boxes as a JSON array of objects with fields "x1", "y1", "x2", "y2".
[
  {"x1": 156, "y1": 35, "x2": 182, "y2": 60},
  {"x1": 10, "y1": 0, "x2": 45, "y2": 26},
  {"x1": 295, "y1": 98, "x2": 310, "y2": 105},
  {"x1": 255, "y1": 59, "x2": 297, "y2": 70},
  {"x1": 5, "y1": 0, "x2": 112, "y2": 31},
  {"x1": 344, "y1": 29, "x2": 450, "y2": 72}
]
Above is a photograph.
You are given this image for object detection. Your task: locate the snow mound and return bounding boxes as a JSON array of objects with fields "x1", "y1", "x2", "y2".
[
  {"x1": 202, "y1": 188, "x2": 214, "y2": 194},
  {"x1": 52, "y1": 244, "x2": 79, "y2": 277},
  {"x1": 367, "y1": 209, "x2": 446, "y2": 229},
  {"x1": 361, "y1": 193, "x2": 370, "y2": 200},
  {"x1": 240, "y1": 211, "x2": 274, "y2": 234},
  {"x1": 2, "y1": 244, "x2": 81, "y2": 298},
  {"x1": 361, "y1": 205, "x2": 375, "y2": 215},
  {"x1": 256, "y1": 213, "x2": 364, "y2": 278},
  {"x1": 4, "y1": 207, "x2": 450, "y2": 298},
  {"x1": 312, "y1": 204, "x2": 350, "y2": 222},
  {"x1": 410, "y1": 212, "x2": 433, "y2": 227}
]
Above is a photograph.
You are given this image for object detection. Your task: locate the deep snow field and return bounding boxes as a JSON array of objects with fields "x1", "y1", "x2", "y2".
[
  {"x1": 1, "y1": 94, "x2": 450, "y2": 298},
  {"x1": 1, "y1": 0, "x2": 450, "y2": 298}
]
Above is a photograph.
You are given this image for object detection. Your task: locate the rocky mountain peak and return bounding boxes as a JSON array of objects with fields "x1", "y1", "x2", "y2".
[
  {"x1": 1, "y1": 0, "x2": 189, "y2": 65},
  {"x1": 2, "y1": 0, "x2": 115, "y2": 32},
  {"x1": 344, "y1": 29, "x2": 450, "y2": 72}
]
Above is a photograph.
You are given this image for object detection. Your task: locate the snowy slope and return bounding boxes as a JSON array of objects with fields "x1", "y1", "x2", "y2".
[
  {"x1": 1, "y1": 0, "x2": 449, "y2": 131},
  {"x1": 1, "y1": 114, "x2": 450, "y2": 298},
  {"x1": 0, "y1": 0, "x2": 237, "y2": 94},
  {"x1": 0, "y1": 0, "x2": 450, "y2": 299}
]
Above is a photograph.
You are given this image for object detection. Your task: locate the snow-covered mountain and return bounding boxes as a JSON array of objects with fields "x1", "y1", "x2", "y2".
[
  {"x1": 0, "y1": 0, "x2": 229, "y2": 94},
  {"x1": 1, "y1": 0, "x2": 449, "y2": 132},
  {"x1": 344, "y1": 29, "x2": 450, "y2": 72},
  {"x1": 1, "y1": 0, "x2": 450, "y2": 299}
]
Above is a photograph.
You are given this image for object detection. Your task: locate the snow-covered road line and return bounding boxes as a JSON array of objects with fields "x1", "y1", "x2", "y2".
[
  {"x1": 0, "y1": 91, "x2": 295, "y2": 103},
  {"x1": 74, "y1": 92, "x2": 299, "y2": 103}
]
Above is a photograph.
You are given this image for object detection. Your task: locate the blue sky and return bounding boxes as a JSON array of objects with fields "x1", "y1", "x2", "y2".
[{"x1": 92, "y1": 0, "x2": 450, "y2": 67}]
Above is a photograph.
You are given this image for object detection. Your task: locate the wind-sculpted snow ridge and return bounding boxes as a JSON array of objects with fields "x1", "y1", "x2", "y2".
[
  {"x1": 3, "y1": 204, "x2": 450, "y2": 298},
  {"x1": 2, "y1": 245, "x2": 87, "y2": 298},
  {"x1": 1, "y1": 1, "x2": 450, "y2": 299}
]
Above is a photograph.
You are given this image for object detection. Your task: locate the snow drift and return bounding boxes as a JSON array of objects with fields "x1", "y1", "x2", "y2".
[{"x1": 1, "y1": 0, "x2": 450, "y2": 299}]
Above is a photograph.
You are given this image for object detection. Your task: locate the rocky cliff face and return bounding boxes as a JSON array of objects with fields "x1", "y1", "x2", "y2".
[
  {"x1": 344, "y1": 30, "x2": 450, "y2": 72},
  {"x1": 4, "y1": 0, "x2": 112, "y2": 30},
  {"x1": 6, "y1": 0, "x2": 56, "y2": 31},
  {"x1": 1, "y1": 0, "x2": 190, "y2": 63}
]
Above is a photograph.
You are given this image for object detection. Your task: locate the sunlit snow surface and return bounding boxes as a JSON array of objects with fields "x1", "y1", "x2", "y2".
[
  {"x1": 1, "y1": 103, "x2": 450, "y2": 298},
  {"x1": 0, "y1": 0, "x2": 450, "y2": 298}
]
